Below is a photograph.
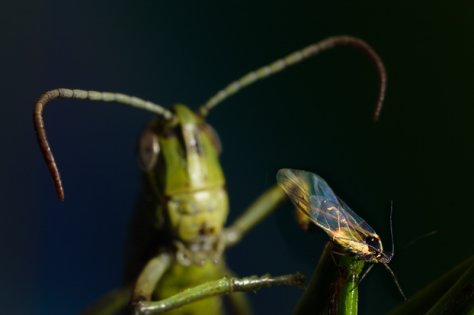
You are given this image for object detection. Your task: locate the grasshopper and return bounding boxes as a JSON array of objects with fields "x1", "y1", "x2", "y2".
[{"x1": 34, "y1": 36, "x2": 386, "y2": 315}]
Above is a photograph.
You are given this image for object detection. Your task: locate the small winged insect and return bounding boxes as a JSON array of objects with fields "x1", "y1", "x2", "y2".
[{"x1": 276, "y1": 168, "x2": 407, "y2": 299}]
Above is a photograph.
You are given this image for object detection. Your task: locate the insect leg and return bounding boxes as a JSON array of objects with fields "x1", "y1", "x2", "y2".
[
  {"x1": 329, "y1": 249, "x2": 348, "y2": 267},
  {"x1": 358, "y1": 263, "x2": 375, "y2": 284},
  {"x1": 133, "y1": 273, "x2": 304, "y2": 315},
  {"x1": 382, "y1": 263, "x2": 407, "y2": 300},
  {"x1": 224, "y1": 185, "x2": 286, "y2": 247},
  {"x1": 223, "y1": 267, "x2": 253, "y2": 315},
  {"x1": 131, "y1": 253, "x2": 173, "y2": 306}
]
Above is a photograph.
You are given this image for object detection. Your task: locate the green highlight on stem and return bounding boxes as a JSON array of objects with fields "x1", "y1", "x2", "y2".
[
  {"x1": 336, "y1": 253, "x2": 365, "y2": 315},
  {"x1": 293, "y1": 242, "x2": 365, "y2": 315}
]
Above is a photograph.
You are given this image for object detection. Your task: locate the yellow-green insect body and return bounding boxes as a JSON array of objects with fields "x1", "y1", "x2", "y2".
[{"x1": 136, "y1": 105, "x2": 230, "y2": 314}]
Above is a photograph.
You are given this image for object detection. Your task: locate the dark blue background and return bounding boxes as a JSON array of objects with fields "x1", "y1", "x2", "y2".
[{"x1": 1, "y1": 1, "x2": 473, "y2": 314}]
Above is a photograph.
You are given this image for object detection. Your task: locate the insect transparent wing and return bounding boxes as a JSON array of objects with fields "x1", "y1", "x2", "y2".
[
  {"x1": 277, "y1": 169, "x2": 342, "y2": 235},
  {"x1": 309, "y1": 195, "x2": 350, "y2": 236},
  {"x1": 277, "y1": 168, "x2": 338, "y2": 203},
  {"x1": 277, "y1": 169, "x2": 377, "y2": 241},
  {"x1": 337, "y1": 198, "x2": 376, "y2": 236},
  {"x1": 276, "y1": 169, "x2": 315, "y2": 219},
  {"x1": 310, "y1": 195, "x2": 376, "y2": 242}
]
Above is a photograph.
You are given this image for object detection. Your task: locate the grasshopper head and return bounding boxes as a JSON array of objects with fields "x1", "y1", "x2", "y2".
[{"x1": 137, "y1": 104, "x2": 228, "y2": 264}]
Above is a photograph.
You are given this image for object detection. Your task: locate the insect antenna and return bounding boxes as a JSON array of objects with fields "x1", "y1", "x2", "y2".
[
  {"x1": 198, "y1": 35, "x2": 387, "y2": 121},
  {"x1": 402, "y1": 230, "x2": 438, "y2": 250},
  {"x1": 387, "y1": 200, "x2": 395, "y2": 260},
  {"x1": 382, "y1": 263, "x2": 407, "y2": 300},
  {"x1": 34, "y1": 88, "x2": 175, "y2": 200}
]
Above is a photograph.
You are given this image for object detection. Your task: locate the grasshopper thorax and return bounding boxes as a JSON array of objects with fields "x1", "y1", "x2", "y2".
[{"x1": 138, "y1": 104, "x2": 228, "y2": 265}]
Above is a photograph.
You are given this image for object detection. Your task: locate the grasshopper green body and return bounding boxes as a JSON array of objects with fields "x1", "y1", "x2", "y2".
[
  {"x1": 136, "y1": 105, "x2": 229, "y2": 314},
  {"x1": 34, "y1": 36, "x2": 387, "y2": 314}
]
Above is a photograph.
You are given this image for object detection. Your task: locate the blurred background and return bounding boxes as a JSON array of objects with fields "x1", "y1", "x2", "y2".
[{"x1": 1, "y1": 1, "x2": 473, "y2": 314}]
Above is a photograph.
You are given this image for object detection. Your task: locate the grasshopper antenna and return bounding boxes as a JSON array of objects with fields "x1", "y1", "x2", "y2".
[
  {"x1": 34, "y1": 88, "x2": 175, "y2": 200},
  {"x1": 198, "y1": 35, "x2": 386, "y2": 121}
]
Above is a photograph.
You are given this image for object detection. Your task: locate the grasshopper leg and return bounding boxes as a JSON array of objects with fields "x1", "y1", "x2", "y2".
[
  {"x1": 224, "y1": 268, "x2": 253, "y2": 315},
  {"x1": 133, "y1": 273, "x2": 304, "y2": 315},
  {"x1": 80, "y1": 253, "x2": 171, "y2": 315},
  {"x1": 224, "y1": 185, "x2": 286, "y2": 247},
  {"x1": 132, "y1": 253, "x2": 173, "y2": 304}
]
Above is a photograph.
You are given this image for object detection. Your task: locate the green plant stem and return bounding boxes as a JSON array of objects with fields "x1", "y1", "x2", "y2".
[
  {"x1": 293, "y1": 242, "x2": 365, "y2": 315},
  {"x1": 334, "y1": 253, "x2": 365, "y2": 315}
]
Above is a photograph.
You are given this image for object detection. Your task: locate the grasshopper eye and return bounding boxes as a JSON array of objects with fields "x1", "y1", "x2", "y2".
[
  {"x1": 138, "y1": 128, "x2": 160, "y2": 171},
  {"x1": 202, "y1": 124, "x2": 222, "y2": 154}
]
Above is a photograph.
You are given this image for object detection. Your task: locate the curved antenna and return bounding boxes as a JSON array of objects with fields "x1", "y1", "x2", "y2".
[
  {"x1": 198, "y1": 36, "x2": 387, "y2": 121},
  {"x1": 34, "y1": 88, "x2": 174, "y2": 200}
]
